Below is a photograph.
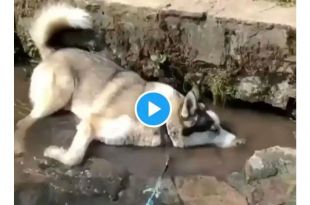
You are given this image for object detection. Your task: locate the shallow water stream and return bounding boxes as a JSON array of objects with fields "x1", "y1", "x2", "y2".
[{"x1": 14, "y1": 67, "x2": 295, "y2": 204}]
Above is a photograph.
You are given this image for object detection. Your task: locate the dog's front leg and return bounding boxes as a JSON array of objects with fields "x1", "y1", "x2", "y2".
[{"x1": 44, "y1": 120, "x2": 93, "y2": 166}]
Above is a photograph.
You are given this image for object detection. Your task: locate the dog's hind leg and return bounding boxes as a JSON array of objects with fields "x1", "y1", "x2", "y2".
[
  {"x1": 43, "y1": 119, "x2": 93, "y2": 166},
  {"x1": 15, "y1": 63, "x2": 74, "y2": 156}
]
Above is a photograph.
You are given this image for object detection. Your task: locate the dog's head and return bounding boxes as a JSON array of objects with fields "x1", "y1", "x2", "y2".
[{"x1": 167, "y1": 87, "x2": 237, "y2": 148}]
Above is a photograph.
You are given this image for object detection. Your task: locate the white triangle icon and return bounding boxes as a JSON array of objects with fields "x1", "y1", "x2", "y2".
[{"x1": 148, "y1": 101, "x2": 161, "y2": 117}]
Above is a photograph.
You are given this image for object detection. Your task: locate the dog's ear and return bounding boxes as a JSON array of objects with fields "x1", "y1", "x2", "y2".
[
  {"x1": 181, "y1": 88, "x2": 199, "y2": 118},
  {"x1": 191, "y1": 84, "x2": 200, "y2": 100}
]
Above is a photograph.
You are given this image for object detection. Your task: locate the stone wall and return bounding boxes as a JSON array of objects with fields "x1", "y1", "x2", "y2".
[{"x1": 14, "y1": 0, "x2": 296, "y2": 109}]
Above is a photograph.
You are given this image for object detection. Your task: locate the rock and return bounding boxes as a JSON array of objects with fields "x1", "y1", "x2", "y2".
[
  {"x1": 174, "y1": 175, "x2": 247, "y2": 205},
  {"x1": 15, "y1": 183, "x2": 51, "y2": 205},
  {"x1": 236, "y1": 76, "x2": 269, "y2": 102},
  {"x1": 118, "y1": 176, "x2": 182, "y2": 205},
  {"x1": 229, "y1": 172, "x2": 296, "y2": 205},
  {"x1": 14, "y1": 182, "x2": 117, "y2": 205},
  {"x1": 38, "y1": 158, "x2": 129, "y2": 200},
  {"x1": 16, "y1": 146, "x2": 296, "y2": 205},
  {"x1": 14, "y1": 0, "x2": 295, "y2": 109},
  {"x1": 183, "y1": 17, "x2": 225, "y2": 66},
  {"x1": 14, "y1": 31, "x2": 29, "y2": 64},
  {"x1": 228, "y1": 146, "x2": 296, "y2": 205},
  {"x1": 244, "y1": 146, "x2": 295, "y2": 181},
  {"x1": 155, "y1": 177, "x2": 181, "y2": 205}
]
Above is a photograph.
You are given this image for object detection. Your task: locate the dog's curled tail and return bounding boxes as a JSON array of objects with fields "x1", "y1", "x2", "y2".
[{"x1": 30, "y1": 3, "x2": 92, "y2": 59}]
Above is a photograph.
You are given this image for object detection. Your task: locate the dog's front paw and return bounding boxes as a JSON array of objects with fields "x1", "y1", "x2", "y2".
[{"x1": 44, "y1": 146, "x2": 66, "y2": 160}]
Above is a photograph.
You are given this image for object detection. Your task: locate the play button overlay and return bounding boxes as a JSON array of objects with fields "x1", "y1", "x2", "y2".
[
  {"x1": 148, "y1": 101, "x2": 161, "y2": 117},
  {"x1": 135, "y1": 92, "x2": 171, "y2": 127}
]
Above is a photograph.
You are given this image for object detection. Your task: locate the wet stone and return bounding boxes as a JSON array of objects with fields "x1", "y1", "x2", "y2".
[
  {"x1": 174, "y1": 175, "x2": 247, "y2": 205},
  {"x1": 118, "y1": 176, "x2": 182, "y2": 205},
  {"x1": 228, "y1": 146, "x2": 296, "y2": 205},
  {"x1": 229, "y1": 174, "x2": 295, "y2": 205},
  {"x1": 15, "y1": 182, "x2": 117, "y2": 205},
  {"x1": 15, "y1": 183, "x2": 52, "y2": 205},
  {"x1": 38, "y1": 158, "x2": 129, "y2": 200},
  {"x1": 244, "y1": 146, "x2": 296, "y2": 181}
]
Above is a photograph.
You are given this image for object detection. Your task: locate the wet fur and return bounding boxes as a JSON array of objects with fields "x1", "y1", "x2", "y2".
[{"x1": 14, "y1": 3, "x2": 245, "y2": 166}]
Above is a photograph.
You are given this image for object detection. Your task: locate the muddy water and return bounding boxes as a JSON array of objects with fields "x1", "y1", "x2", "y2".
[{"x1": 14, "y1": 68, "x2": 295, "y2": 180}]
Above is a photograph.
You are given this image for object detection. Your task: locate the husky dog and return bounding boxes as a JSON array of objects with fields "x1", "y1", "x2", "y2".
[{"x1": 14, "y1": 3, "x2": 245, "y2": 166}]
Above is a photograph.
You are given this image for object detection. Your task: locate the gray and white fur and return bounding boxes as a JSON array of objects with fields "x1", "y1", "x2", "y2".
[{"x1": 14, "y1": 3, "x2": 245, "y2": 166}]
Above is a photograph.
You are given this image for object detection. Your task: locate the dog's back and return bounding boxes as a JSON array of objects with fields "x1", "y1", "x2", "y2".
[
  {"x1": 15, "y1": 3, "x2": 244, "y2": 166},
  {"x1": 44, "y1": 48, "x2": 143, "y2": 119}
]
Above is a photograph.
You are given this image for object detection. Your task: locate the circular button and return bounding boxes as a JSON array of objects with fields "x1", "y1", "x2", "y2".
[{"x1": 135, "y1": 92, "x2": 172, "y2": 127}]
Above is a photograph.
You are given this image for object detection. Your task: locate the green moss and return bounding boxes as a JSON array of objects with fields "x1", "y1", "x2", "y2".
[{"x1": 206, "y1": 70, "x2": 236, "y2": 106}]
